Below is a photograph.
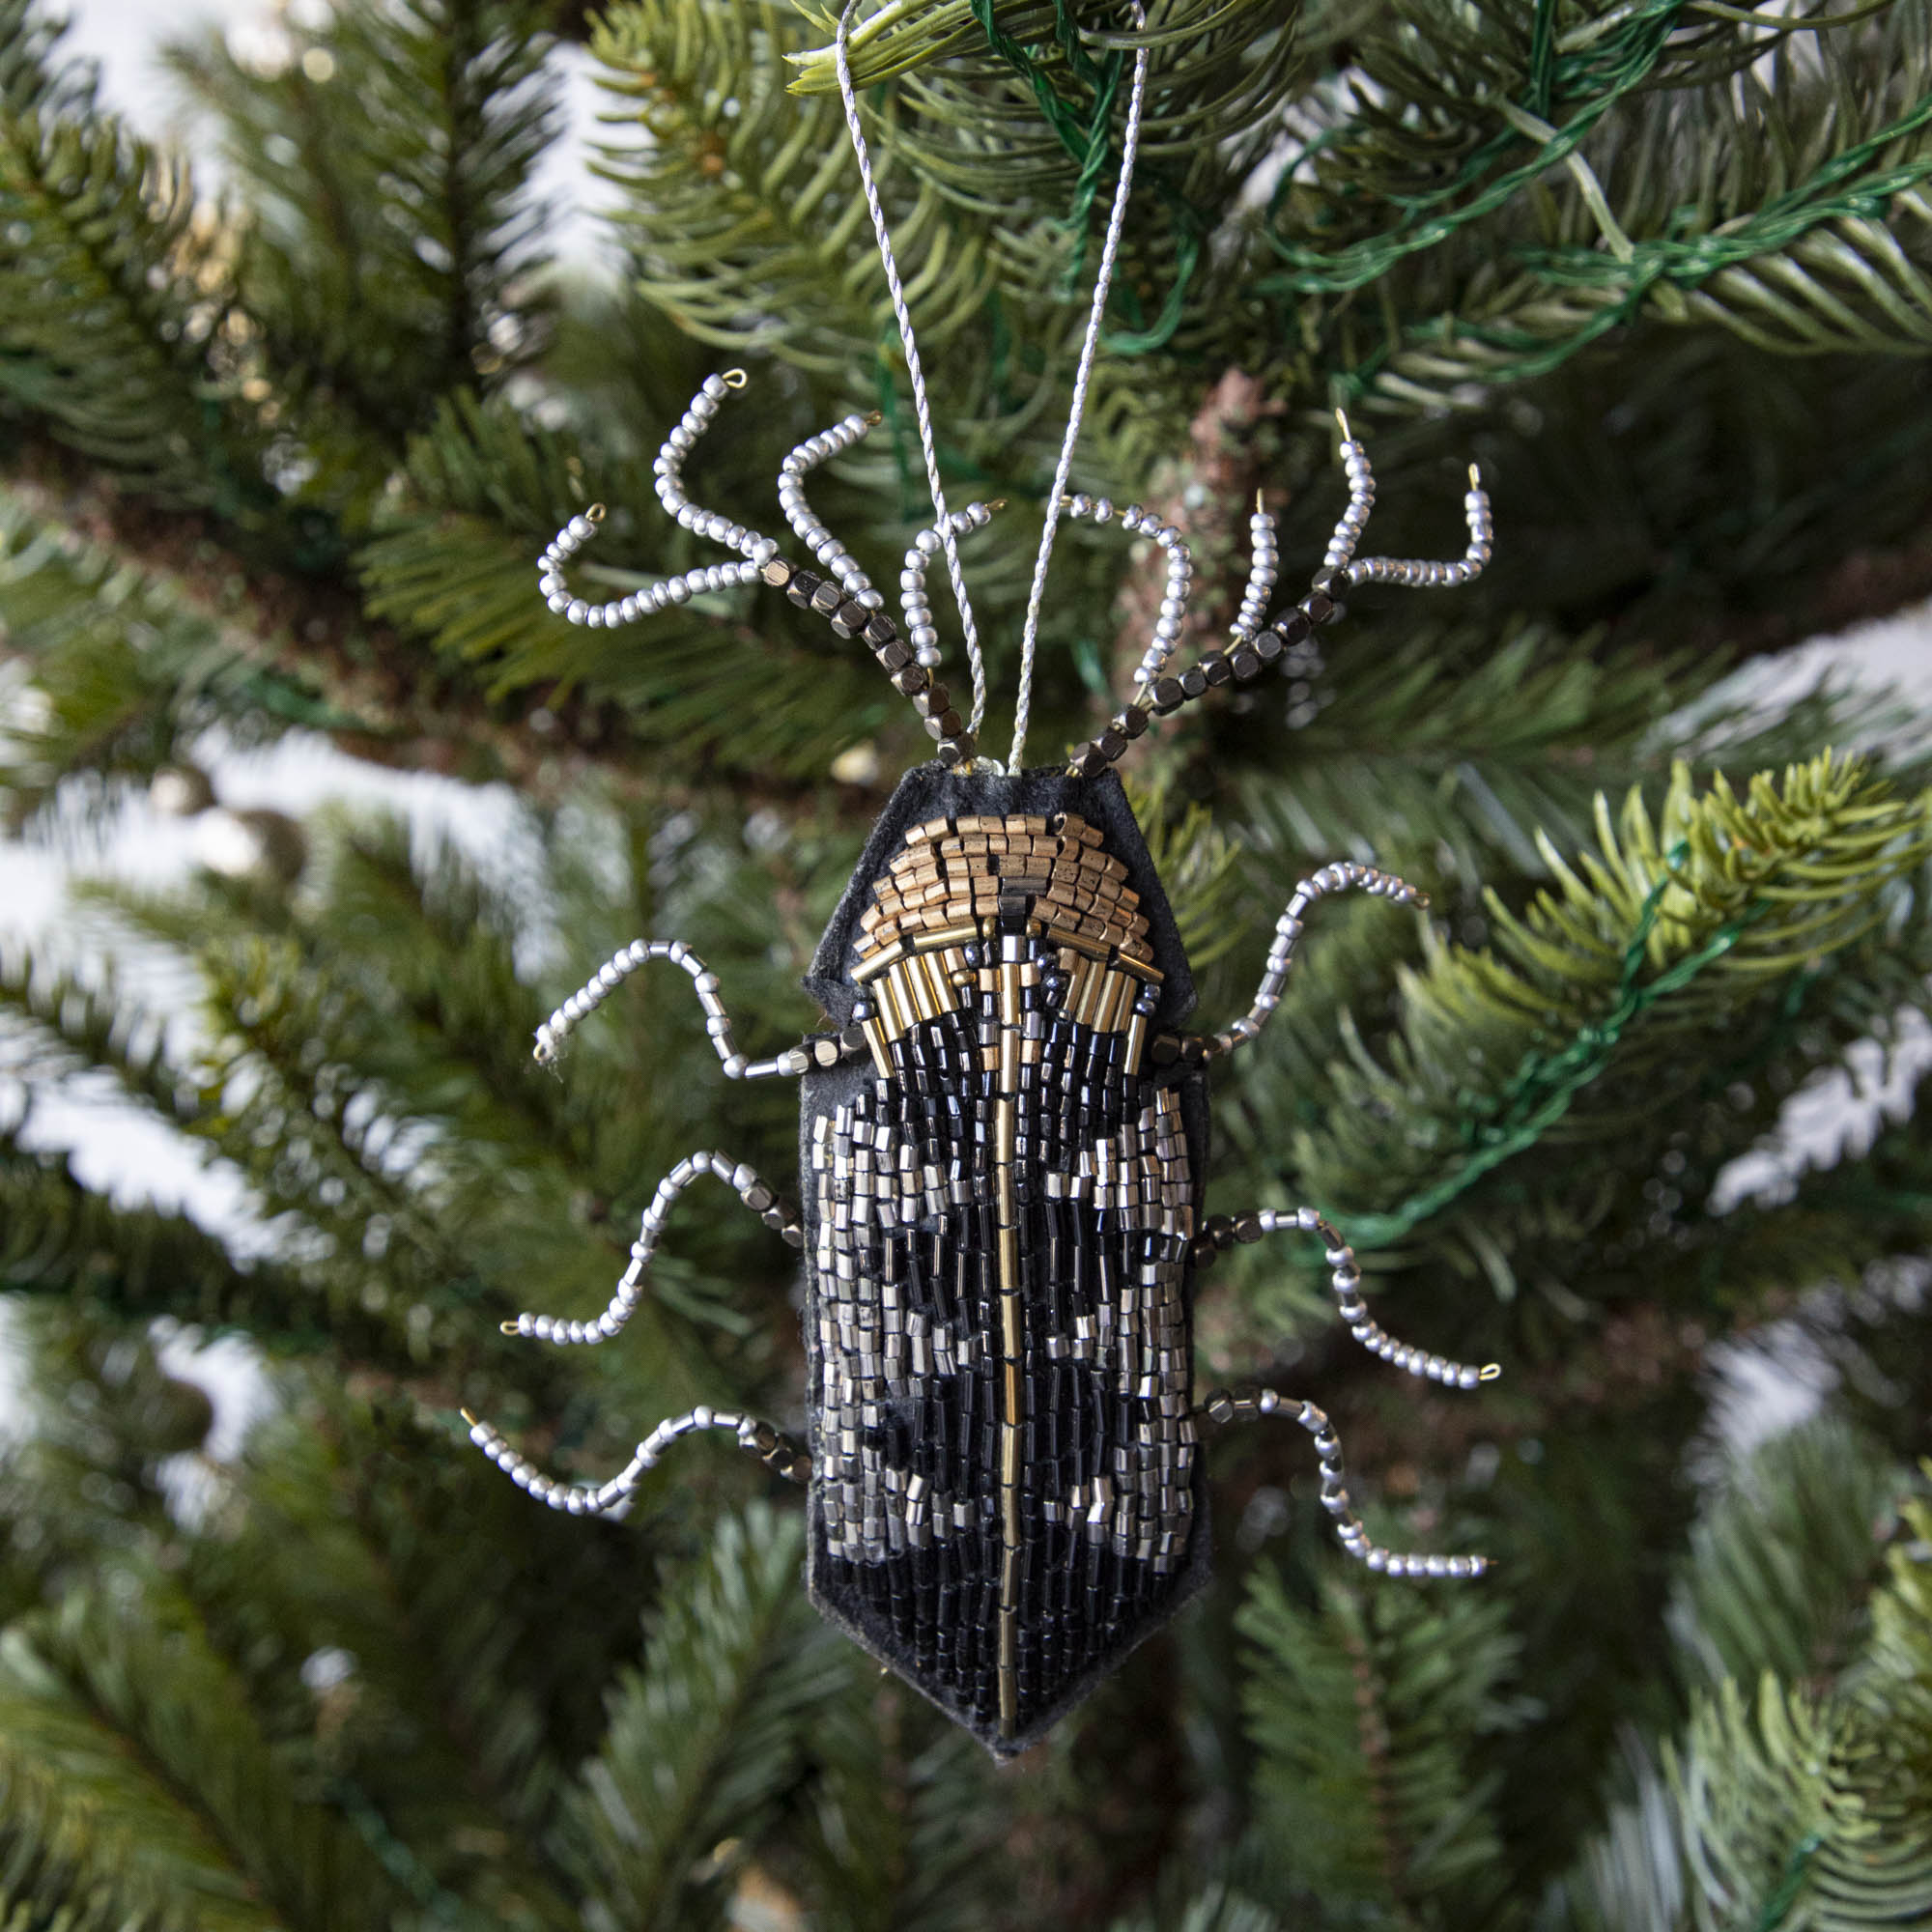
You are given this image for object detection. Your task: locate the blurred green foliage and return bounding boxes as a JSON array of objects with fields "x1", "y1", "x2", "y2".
[{"x1": 2, "y1": 1, "x2": 1931, "y2": 1925}]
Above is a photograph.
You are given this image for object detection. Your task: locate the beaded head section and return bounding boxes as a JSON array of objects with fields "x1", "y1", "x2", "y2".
[
  {"x1": 845, "y1": 810, "x2": 1163, "y2": 1089},
  {"x1": 856, "y1": 812, "x2": 1152, "y2": 962}
]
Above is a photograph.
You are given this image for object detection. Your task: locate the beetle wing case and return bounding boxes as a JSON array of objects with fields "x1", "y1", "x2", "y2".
[{"x1": 800, "y1": 764, "x2": 1213, "y2": 1756}]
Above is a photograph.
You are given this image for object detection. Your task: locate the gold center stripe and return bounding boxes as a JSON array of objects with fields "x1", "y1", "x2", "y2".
[{"x1": 994, "y1": 1087, "x2": 1022, "y2": 1739}]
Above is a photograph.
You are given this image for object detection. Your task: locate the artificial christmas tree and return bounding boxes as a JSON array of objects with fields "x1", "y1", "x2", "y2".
[{"x1": 2, "y1": 1, "x2": 1930, "y2": 1924}]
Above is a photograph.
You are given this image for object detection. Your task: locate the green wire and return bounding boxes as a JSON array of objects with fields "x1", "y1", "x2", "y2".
[
  {"x1": 969, "y1": 0, "x2": 1205, "y2": 345},
  {"x1": 1343, "y1": 844, "x2": 1765, "y2": 1249},
  {"x1": 1755, "y1": 1830, "x2": 1823, "y2": 1931}
]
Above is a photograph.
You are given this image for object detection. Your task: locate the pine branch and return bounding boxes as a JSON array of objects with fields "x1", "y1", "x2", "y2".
[
  {"x1": 0, "y1": 3, "x2": 254, "y2": 507},
  {"x1": 0, "y1": 1589, "x2": 409, "y2": 1932},
  {"x1": 1546, "y1": 1436, "x2": 1932, "y2": 1931},
  {"x1": 587, "y1": 0, "x2": 1173, "y2": 512},
  {"x1": 1249, "y1": 0, "x2": 1932, "y2": 409},
  {"x1": 1236, "y1": 1559, "x2": 1529, "y2": 1923},
  {"x1": 171, "y1": 1399, "x2": 625, "y2": 1918},
  {"x1": 1124, "y1": 768, "x2": 1247, "y2": 969},
  {"x1": 1107, "y1": 1883, "x2": 1287, "y2": 1932},
  {"x1": 0, "y1": 486, "x2": 345, "y2": 826},
  {"x1": 0, "y1": 450, "x2": 729, "y2": 806},
  {"x1": 592, "y1": 1, "x2": 998, "y2": 377},
  {"x1": 789, "y1": 0, "x2": 1301, "y2": 366},
  {"x1": 161, "y1": 0, "x2": 560, "y2": 452},
  {"x1": 1220, "y1": 753, "x2": 1930, "y2": 1269},
  {"x1": 0, "y1": 1126, "x2": 342, "y2": 1343},
  {"x1": 1669, "y1": 1416, "x2": 1904, "y2": 1693},
  {"x1": 790, "y1": 1655, "x2": 1009, "y2": 1932},
  {"x1": 0, "y1": 1302, "x2": 216, "y2": 1626},
  {"x1": 1222, "y1": 611, "x2": 1695, "y2": 890},
  {"x1": 560, "y1": 1501, "x2": 844, "y2": 1932}
]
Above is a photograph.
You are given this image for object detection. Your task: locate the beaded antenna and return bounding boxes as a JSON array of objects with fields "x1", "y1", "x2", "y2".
[{"x1": 467, "y1": 2, "x2": 1500, "y2": 1757}]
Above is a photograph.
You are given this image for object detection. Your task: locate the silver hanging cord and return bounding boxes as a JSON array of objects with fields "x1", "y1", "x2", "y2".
[
  {"x1": 835, "y1": 2, "x2": 990, "y2": 744},
  {"x1": 1009, "y1": 4, "x2": 1150, "y2": 773}
]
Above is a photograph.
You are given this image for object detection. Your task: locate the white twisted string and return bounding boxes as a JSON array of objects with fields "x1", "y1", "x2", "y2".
[
  {"x1": 834, "y1": 1, "x2": 989, "y2": 742},
  {"x1": 1009, "y1": 5, "x2": 1151, "y2": 773}
]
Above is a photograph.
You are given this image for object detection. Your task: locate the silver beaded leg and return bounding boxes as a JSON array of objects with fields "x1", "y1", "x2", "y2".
[
  {"x1": 779, "y1": 412, "x2": 886, "y2": 607},
  {"x1": 536, "y1": 373, "x2": 781, "y2": 629},
  {"x1": 652, "y1": 373, "x2": 782, "y2": 570},
  {"x1": 1205, "y1": 861, "x2": 1428, "y2": 1059},
  {"x1": 1231, "y1": 494, "x2": 1278, "y2": 643},
  {"x1": 464, "y1": 1404, "x2": 810, "y2": 1517},
  {"x1": 1060, "y1": 493, "x2": 1194, "y2": 691},
  {"x1": 901, "y1": 502, "x2": 998, "y2": 668},
  {"x1": 498, "y1": 1150, "x2": 803, "y2": 1346},
  {"x1": 534, "y1": 938, "x2": 809, "y2": 1081},
  {"x1": 1247, "y1": 1207, "x2": 1499, "y2": 1389},
  {"x1": 1327, "y1": 411, "x2": 1492, "y2": 590},
  {"x1": 1322, "y1": 412, "x2": 1377, "y2": 576},
  {"x1": 1198, "y1": 1385, "x2": 1490, "y2": 1578}
]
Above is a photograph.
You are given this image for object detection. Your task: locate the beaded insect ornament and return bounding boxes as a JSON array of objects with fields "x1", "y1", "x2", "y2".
[{"x1": 463, "y1": 5, "x2": 1500, "y2": 1757}]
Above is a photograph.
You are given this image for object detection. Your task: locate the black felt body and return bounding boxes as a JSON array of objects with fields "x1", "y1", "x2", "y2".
[{"x1": 799, "y1": 764, "x2": 1214, "y2": 1757}]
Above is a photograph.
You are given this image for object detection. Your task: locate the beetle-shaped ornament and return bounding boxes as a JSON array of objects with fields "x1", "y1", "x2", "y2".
[{"x1": 463, "y1": 7, "x2": 1501, "y2": 1757}]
